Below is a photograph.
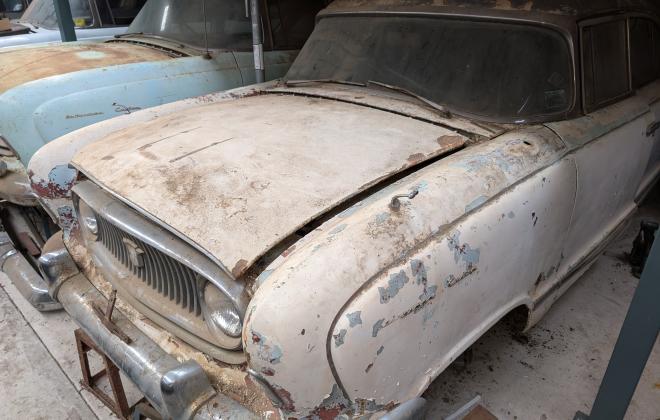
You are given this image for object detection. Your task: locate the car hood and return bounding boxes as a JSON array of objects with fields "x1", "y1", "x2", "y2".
[
  {"x1": 72, "y1": 93, "x2": 471, "y2": 277},
  {"x1": 0, "y1": 42, "x2": 172, "y2": 95}
]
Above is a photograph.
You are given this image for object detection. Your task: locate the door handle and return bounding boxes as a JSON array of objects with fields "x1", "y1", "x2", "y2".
[{"x1": 646, "y1": 121, "x2": 660, "y2": 137}]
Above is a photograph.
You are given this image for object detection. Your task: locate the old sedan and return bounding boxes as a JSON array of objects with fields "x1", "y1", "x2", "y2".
[{"x1": 34, "y1": 0, "x2": 660, "y2": 418}]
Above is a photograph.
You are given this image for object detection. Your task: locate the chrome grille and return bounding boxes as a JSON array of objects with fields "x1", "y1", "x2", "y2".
[{"x1": 95, "y1": 213, "x2": 202, "y2": 316}]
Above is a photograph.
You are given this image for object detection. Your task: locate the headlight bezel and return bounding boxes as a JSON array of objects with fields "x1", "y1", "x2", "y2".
[{"x1": 200, "y1": 280, "x2": 244, "y2": 349}]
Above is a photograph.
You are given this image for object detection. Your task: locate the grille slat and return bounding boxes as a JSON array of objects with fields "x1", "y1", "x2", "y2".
[{"x1": 95, "y1": 213, "x2": 203, "y2": 318}]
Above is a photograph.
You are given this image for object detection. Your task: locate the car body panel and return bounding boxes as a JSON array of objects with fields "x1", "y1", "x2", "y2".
[
  {"x1": 0, "y1": 22, "x2": 127, "y2": 48},
  {"x1": 244, "y1": 126, "x2": 570, "y2": 415},
  {"x1": 71, "y1": 93, "x2": 469, "y2": 277},
  {"x1": 0, "y1": 41, "x2": 171, "y2": 95}
]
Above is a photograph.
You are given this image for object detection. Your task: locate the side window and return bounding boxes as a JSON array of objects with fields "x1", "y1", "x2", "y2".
[
  {"x1": 582, "y1": 19, "x2": 630, "y2": 112},
  {"x1": 266, "y1": 0, "x2": 325, "y2": 50},
  {"x1": 630, "y1": 18, "x2": 660, "y2": 88},
  {"x1": 97, "y1": 0, "x2": 146, "y2": 26}
]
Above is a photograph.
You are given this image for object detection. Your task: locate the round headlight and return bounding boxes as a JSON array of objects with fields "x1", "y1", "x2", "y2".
[
  {"x1": 202, "y1": 282, "x2": 243, "y2": 342},
  {"x1": 77, "y1": 200, "x2": 98, "y2": 240}
]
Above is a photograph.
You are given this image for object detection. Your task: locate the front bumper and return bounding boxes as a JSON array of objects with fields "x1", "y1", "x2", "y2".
[{"x1": 39, "y1": 234, "x2": 257, "y2": 420}]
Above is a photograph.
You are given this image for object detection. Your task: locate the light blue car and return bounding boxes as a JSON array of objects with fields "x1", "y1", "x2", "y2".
[
  {"x1": 0, "y1": 0, "x2": 324, "y2": 311},
  {"x1": 0, "y1": 0, "x2": 144, "y2": 48}
]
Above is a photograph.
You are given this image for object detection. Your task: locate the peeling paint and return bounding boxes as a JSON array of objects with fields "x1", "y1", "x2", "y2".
[
  {"x1": 378, "y1": 270, "x2": 409, "y2": 303},
  {"x1": 329, "y1": 224, "x2": 348, "y2": 235},
  {"x1": 465, "y1": 195, "x2": 488, "y2": 212},
  {"x1": 346, "y1": 311, "x2": 362, "y2": 327},
  {"x1": 251, "y1": 331, "x2": 283, "y2": 365},
  {"x1": 447, "y1": 230, "x2": 481, "y2": 266},
  {"x1": 372, "y1": 319, "x2": 386, "y2": 337},
  {"x1": 410, "y1": 260, "x2": 426, "y2": 286},
  {"x1": 333, "y1": 329, "x2": 347, "y2": 347},
  {"x1": 29, "y1": 164, "x2": 77, "y2": 199}
]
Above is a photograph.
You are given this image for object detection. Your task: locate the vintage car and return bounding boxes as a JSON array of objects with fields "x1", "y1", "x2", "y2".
[
  {"x1": 0, "y1": 0, "x2": 143, "y2": 48},
  {"x1": 33, "y1": 0, "x2": 660, "y2": 418},
  {"x1": 0, "y1": 0, "x2": 323, "y2": 311},
  {"x1": 0, "y1": 0, "x2": 29, "y2": 21}
]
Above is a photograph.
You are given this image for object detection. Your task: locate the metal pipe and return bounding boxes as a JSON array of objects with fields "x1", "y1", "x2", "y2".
[
  {"x1": 250, "y1": 0, "x2": 265, "y2": 83},
  {"x1": 52, "y1": 0, "x2": 77, "y2": 42}
]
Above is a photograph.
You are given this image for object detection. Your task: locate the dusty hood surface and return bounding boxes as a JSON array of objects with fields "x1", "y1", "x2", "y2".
[
  {"x1": 0, "y1": 42, "x2": 172, "y2": 94},
  {"x1": 72, "y1": 93, "x2": 467, "y2": 277}
]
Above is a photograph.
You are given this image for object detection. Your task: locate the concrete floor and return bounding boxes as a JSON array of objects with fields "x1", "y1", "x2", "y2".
[{"x1": 0, "y1": 190, "x2": 658, "y2": 419}]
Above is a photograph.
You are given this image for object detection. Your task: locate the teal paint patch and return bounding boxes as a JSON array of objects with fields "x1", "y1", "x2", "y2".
[
  {"x1": 508, "y1": 211, "x2": 515, "y2": 219},
  {"x1": 447, "y1": 231, "x2": 481, "y2": 266},
  {"x1": 415, "y1": 180, "x2": 430, "y2": 192},
  {"x1": 372, "y1": 319, "x2": 386, "y2": 337},
  {"x1": 375, "y1": 211, "x2": 390, "y2": 224},
  {"x1": 333, "y1": 329, "x2": 347, "y2": 347},
  {"x1": 465, "y1": 195, "x2": 488, "y2": 213},
  {"x1": 255, "y1": 269, "x2": 274, "y2": 287},
  {"x1": 329, "y1": 224, "x2": 347, "y2": 235},
  {"x1": 251, "y1": 331, "x2": 283, "y2": 364},
  {"x1": 346, "y1": 311, "x2": 362, "y2": 327},
  {"x1": 418, "y1": 285, "x2": 437, "y2": 301},
  {"x1": 411, "y1": 259, "x2": 427, "y2": 286},
  {"x1": 378, "y1": 270, "x2": 409, "y2": 304}
]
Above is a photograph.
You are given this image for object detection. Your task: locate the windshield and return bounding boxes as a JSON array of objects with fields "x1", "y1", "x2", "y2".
[
  {"x1": 127, "y1": 0, "x2": 252, "y2": 50},
  {"x1": 20, "y1": 0, "x2": 93, "y2": 29},
  {"x1": 287, "y1": 16, "x2": 573, "y2": 122},
  {"x1": 1, "y1": 0, "x2": 26, "y2": 14}
]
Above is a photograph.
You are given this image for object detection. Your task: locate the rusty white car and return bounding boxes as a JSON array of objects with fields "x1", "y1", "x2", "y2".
[{"x1": 33, "y1": 0, "x2": 660, "y2": 418}]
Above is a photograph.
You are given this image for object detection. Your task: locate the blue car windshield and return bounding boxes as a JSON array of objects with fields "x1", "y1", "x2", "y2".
[
  {"x1": 127, "y1": 0, "x2": 252, "y2": 50},
  {"x1": 20, "y1": 0, "x2": 93, "y2": 29}
]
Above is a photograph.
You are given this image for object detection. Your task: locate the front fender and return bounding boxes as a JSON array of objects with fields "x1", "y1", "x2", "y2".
[{"x1": 244, "y1": 127, "x2": 568, "y2": 417}]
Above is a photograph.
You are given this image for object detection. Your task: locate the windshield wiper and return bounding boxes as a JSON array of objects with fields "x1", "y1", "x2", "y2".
[
  {"x1": 366, "y1": 80, "x2": 452, "y2": 119},
  {"x1": 283, "y1": 79, "x2": 366, "y2": 88}
]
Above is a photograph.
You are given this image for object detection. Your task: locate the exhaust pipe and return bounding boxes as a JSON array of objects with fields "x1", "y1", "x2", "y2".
[{"x1": 0, "y1": 232, "x2": 61, "y2": 311}]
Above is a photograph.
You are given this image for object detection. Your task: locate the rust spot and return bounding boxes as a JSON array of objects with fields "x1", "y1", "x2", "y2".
[
  {"x1": 407, "y1": 153, "x2": 425, "y2": 164},
  {"x1": 282, "y1": 245, "x2": 296, "y2": 258},
  {"x1": 261, "y1": 367, "x2": 275, "y2": 377},
  {"x1": 271, "y1": 385, "x2": 296, "y2": 412},
  {"x1": 251, "y1": 332, "x2": 261, "y2": 344},
  {"x1": 101, "y1": 155, "x2": 114, "y2": 161},
  {"x1": 437, "y1": 135, "x2": 465, "y2": 148},
  {"x1": 232, "y1": 259, "x2": 249, "y2": 277}
]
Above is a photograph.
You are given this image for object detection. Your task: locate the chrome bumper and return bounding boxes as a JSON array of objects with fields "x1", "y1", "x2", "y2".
[
  {"x1": 0, "y1": 232, "x2": 61, "y2": 311},
  {"x1": 39, "y1": 234, "x2": 256, "y2": 420}
]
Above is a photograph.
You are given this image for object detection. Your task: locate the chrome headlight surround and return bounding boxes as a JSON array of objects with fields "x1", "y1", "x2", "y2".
[
  {"x1": 200, "y1": 280, "x2": 243, "y2": 349},
  {"x1": 77, "y1": 198, "x2": 99, "y2": 242}
]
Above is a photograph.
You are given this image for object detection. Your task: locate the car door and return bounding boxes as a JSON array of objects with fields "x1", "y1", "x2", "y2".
[
  {"x1": 547, "y1": 15, "x2": 655, "y2": 275},
  {"x1": 631, "y1": 16, "x2": 660, "y2": 199}
]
